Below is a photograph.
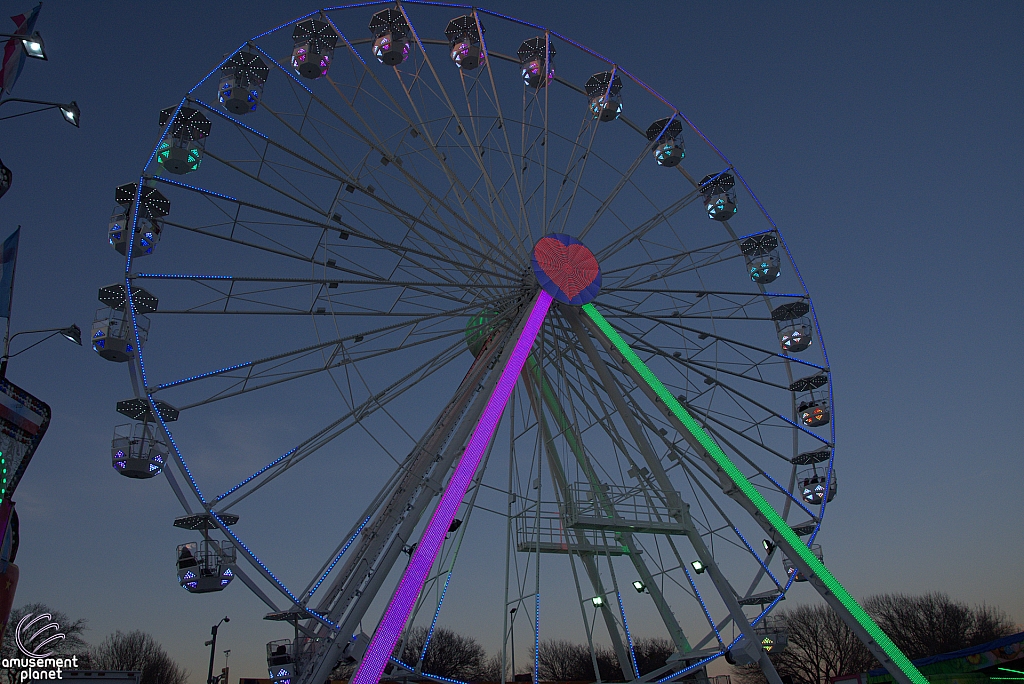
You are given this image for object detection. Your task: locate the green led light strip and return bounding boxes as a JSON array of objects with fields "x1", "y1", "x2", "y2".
[{"x1": 581, "y1": 303, "x2": 927, "y2": 684}]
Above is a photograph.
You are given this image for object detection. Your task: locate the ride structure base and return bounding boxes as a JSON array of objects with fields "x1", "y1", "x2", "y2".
[
  {"x1": 580, "y1": 302, "x2": 927, "y2": 684},
  {"x1": 352, "y1": 290, "x2": 554, "y2": 684}
]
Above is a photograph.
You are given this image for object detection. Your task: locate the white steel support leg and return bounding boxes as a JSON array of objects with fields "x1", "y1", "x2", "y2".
[
  {"x1": 567, "y1": 307, "x2": 784, "y2": 681},
  {"x1": 523, "y1": 371, "x2": 634, "y2": 681},
  {"x1": 579, "y1": 304, "x2": 926, "y2": 684},
  {"x1": 523, "y1": 358, "x2": 695, "y2": 662}
]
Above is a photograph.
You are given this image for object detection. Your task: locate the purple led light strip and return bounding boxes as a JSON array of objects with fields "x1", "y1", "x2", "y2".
[{"x1": 352, "y1": 291, "x2": 553, "y2": 684}]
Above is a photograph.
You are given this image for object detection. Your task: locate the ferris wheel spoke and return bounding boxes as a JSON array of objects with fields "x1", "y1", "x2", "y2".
[
  {"x1": 216, "y1": 335, "x2": 471, "y2": 511},
  {"x1": 471, "y1": 22, "x2": 536, "y2": 258},
  {"x1": 600, "y1": 232, "x2": 748, "y2": 279},
  {"x1": 198, "y1": 89, "x2": 504, "y2": 270},
  {"x1": 595, "y1": 301, "x2": 827, "y2": 372},
  {"x1": 396, "y1": 12, "x2": 528, "y2": 257},
  {"x1": 617, "y1": 362, "x2": 797, "y2": 471},
  {"x1": 617, "y1": 329, "x2": 801, "y2": 410},
  {"x1": 255, "y1": 100, "x2": 516, "y2": 278},
  {"x1": 152, "y1": 175, "x2": 516, "y2": 282},
  {"x1": 160, "y1": 218, "x2": 385, "y2": 282},
  {"x1": 576, "y1": 141, "x2": 651, "y2": 242},
  {"x1": 151, "y1": 296, "x2": 504, "y2": 394},
  {"x1": 601, "y1": 290, "x2": 778, "y2": 322},
  {"x1": 602, "y1": 303, "x2": 771, "y2": 326},
  {"x1": 540, "y1": 333, "x2": 644, "y2": 486},
  {"x1": 594, "y1": 190, "x2": 703, "y2": 263},
  {"x1": 132, "y1": 273, "x2": 510, "y2": 290},
  {"x1": 195, "y1": 133, "x2": 516, "y2": 282},
  {"x1": 173, "y1": 326, "x2": 465, "y2": 412},
  {"x1": 452, "y1": 69, "x2": 529, "y2": 251},
  {"x1": 639, "y1": 409, "x2": 789, "y2": 593},
  {"x1": 317, "y1": 36, "x2": 525, "y2": 267},
  {"x1": 552, "y1": 316, "x2": 802, "y2": 475},
  {"x1": 546, "y1": 113, "x2": 599, "y2": 234}
]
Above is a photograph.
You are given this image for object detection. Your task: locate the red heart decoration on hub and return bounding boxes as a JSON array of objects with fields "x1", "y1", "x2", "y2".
[{"x1": 534, "y1": 237, "x2": 600, "y2": 301}]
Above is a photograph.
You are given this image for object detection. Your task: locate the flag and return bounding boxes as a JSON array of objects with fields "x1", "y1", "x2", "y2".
[
  {"x1": 0, "y1": 229, "x2": 19, "y2": 319},
  {"x1": 0, "y1": 4, "x2": 41, "y2": 95}
]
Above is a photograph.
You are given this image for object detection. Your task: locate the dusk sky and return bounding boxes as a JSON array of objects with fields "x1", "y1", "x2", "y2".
[{"x1": 0, "y1": 2, "x2": 1020, "y2": 683}]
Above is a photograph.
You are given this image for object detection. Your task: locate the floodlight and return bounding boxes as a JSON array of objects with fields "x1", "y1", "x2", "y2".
[
  {"x1": 59, "y1": 324, "x2": 82, "y2": 346},
  {"x1": 691, "y1": 560, "x2": 705, "y2": 574},
  {"x1": 20, "y1": 32, "x2": 45, "y2": 60},
  {"x1": 762, "y1": 539, "x2": 776, "y2": 554},
  {"x1": 591, "y1": 596, "x2": 604, "y2": 607},
  {"x1": 632, "y1": 580, "x2": 645, "y2": 593},
  {"x1": 59, "y1": 101, "x2": 80, "y2": 127}
]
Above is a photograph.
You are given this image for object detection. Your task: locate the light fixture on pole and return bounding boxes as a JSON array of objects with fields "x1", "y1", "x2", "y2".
[
  {"x1": 0, "y1": 31, "x2": 46, "y2": 61},
  {"x1": 0, "y1": 98, "x2": 82, "y2": 127},
  {"x1": 58, "y1": 101, "x2": 79, "y2": 127},
  {"x1": 509, "y1": 607, "x2": 517, "y2": 682},
  {"x1": 591, "y1": 595, "x2": 604, "y2": 607},
  {"x1": 0, "y1": 324, "x2": 83, "y2": 379},
  {"x1": 690, "y1": 560, "x2": 706, "y2": 574},
  {"x1": 632, "y1": 580, "x2": 646, "y2": 593},
  {"x1": 59, "y1": 324, "x2": 82, "y2": 345},
  {"x1": 20, "y1": 32, "x2": 45, "y2": 60},
  {"x1": 762, "y1": 539, "x2": 776, "y2": 554},
  {"x1": 206, "y1": 616, "x2": 229, "y2": 684}
]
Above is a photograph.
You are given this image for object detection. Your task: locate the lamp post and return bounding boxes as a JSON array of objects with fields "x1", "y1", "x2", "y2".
[
  {"x1": 0, "y1": 98, "x2": 79, "y2": 127},
  {"x1": 205, "y1": 616, "x2": 229, "y2": 684},
  {"x1": 0, "y1": 31, "x2": 46, "y2": 60},
  {"x1": 221, "y1": 649, "x2": 231, "y2": 684},
  {"x1": 0, "y1": 324, "x2": 81, "y2": 379},
  {"x1": 509, "y1": 606, "x2": 517, "y2": 682}
]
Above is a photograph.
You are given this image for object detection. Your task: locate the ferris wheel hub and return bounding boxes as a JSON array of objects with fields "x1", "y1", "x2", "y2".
[{"x1": 531, "y1": 233, "x2": 602, "y2": 306}]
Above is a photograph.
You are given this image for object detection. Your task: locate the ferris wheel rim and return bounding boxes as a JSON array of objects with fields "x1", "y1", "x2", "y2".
[{"x1": 110, "y1": 4, "x2": 840, "y2": 680}]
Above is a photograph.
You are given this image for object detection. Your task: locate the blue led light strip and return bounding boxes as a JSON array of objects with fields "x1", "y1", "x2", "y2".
[
  {"x1": 152, "y1": 175, "x2": 238, "y2": 202},
  {"x1": 737, "y1": 228, "x2": 776, "y2": 241},
  {"x1": 616, "y1": 591, "x2": 640, "y2": 679},
  {"x1": 192, "y1": 98, "x2": 270, "y2": 139},
  {"x1": 251, "y1": 44, "x2": 314, "y2": 97},
  {"x1": 135, "y1": 273, "x2": 234, "y2": 280},
  {"x1": 760, "y1": 471, "x2": 817, "y2": 519},
  {"x1": 215, "y1": 448, "x2": 298, "y2": 503},
  {"x1": 420, "y1": 572, "x2": 452, "y2": 661},
  {"x1": 323, "y1": 16, "x2": 365, "y2": 66},
  {"x1": 388, "y1": 658, "x2": 469, "y2": 684},
  {"x1": 309, "y1": 515, "x2": 371, "y2": 598},
  {"x1": 699, "y1": 167, "x2": 734, "y2": 192},
  {"x1": 777, "y1": 414, "x2": 833, "y2": 446},
  {"x1": 533, "y1": 591, "x2": 541, "y2": 684},
  {"x1": 733, "y1": 527, "x2": 783, "y2": 589},
  {"x1": 210, "y1": 510, "x2": 335, "y2": 627},
  {"x1": 655, "y1": 649, "x2": 726, "y2": 683},
  {"x1": 156, "y1": 362, "x2": 253, "y2": 391},
  {"x1": 145, "y1": 98, "x2": 187, "y2": 171},
  {"x1": 251, "y1": 10, "x2": 318, "y2": 40},
  {"x1": 682, "y1": 565, "x2": 722, "y2": 647},
  {"x1": 188, "y1": 44, "x2": 247, "y2": 95}
]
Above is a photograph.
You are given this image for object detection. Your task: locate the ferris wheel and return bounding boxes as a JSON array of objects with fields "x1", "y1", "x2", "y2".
[{"x1": 96, "y1": 5, "x2": 925, "y2": 684}]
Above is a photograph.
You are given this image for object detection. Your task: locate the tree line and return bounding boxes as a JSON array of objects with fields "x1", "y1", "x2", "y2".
[
  {"x1": 331, "y1": 627, "x2": 678, "y2": 682},
  {"x1": 735, "y1": 592, "x2": 1018, "y2": 684},
  {"x1": 0, "y1": 603, "x2": 188, "y2": 684},
  {"x1": 4, "y1": 592, "x2": 1015, "y2": 684}
]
